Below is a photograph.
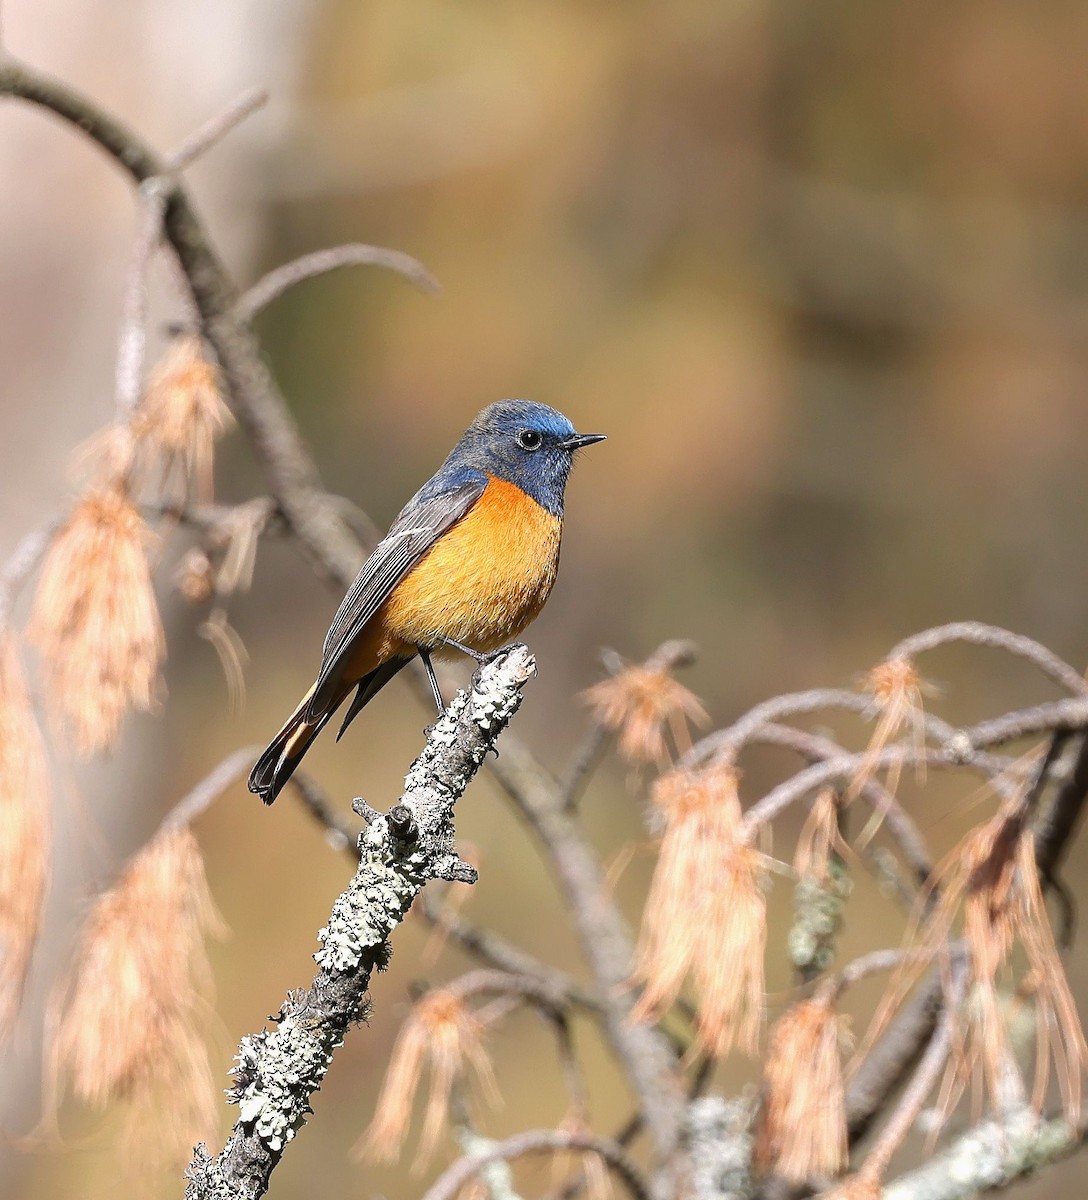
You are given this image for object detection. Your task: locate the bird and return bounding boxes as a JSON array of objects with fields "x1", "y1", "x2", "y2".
[{"x1": 248, "y1": 399, "x2": 606, "y2": 804}]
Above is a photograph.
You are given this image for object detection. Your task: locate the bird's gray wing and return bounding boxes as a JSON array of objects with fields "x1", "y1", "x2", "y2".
[{"x1": 305, "y1": 475, "x2": 487, "y2": 719}]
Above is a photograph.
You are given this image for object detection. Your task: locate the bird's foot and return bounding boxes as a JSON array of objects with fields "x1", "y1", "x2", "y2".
[{"x1": 439, "y1": 637, "x2": 526, "y2": 667}]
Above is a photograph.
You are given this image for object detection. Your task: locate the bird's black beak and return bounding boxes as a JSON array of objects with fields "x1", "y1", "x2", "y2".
[{"x1": 560, "y1": 432, "x2": 607, "y2": 451}]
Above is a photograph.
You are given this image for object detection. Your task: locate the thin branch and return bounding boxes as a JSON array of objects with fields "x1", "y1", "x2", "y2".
[
  {"x1": 741, "y1": 747, "x2": 946, "y2": 838},
  {"x1": 184, "y1": 646, "x2": 535, "y2": 1199},
  {"x1": 1034, "y1": 730, "x2": 1088, "y2": 878},
  {"x1": 287, "y1": 770, "x2": 361, "y2": 860},
  {"x1": 160, "y1": 745, "x2": 261, "y2": 834},
  {"x1": 420, "y1": 1128, "x2": 651, "y2": 1200},
  {"x1": 690, "y1": 688, "x2": 872, "y2": 765},
  {"x1": 443, "y1": 967, "x2": 576, "y2": 1015},
  {"x1": 558, "y1": 723, "x2": 610, "y2": 814},
  {"x1": 166, "y1": 87, "x2": 268, "y2": 172},
  {"x1": 964, "y1": 698, "x2": 1088, "y2": 751},
  {"x1": 417, "y1": 888, "x2": 602, "y2": 1013},
  {"x1": 745, "y1": 722, "x2": 935, "y2": 884},
  {"x1": 235, "y1": 244, "x2": 439, "y2": 322},
  {"x1": 113, "y1": 181, "x2": 167, "y2": 426},
  {"x1": 831, "y1": 946, "x2": 940, "y2": 996},
  {"x1": 739, "y1": 693, "x2": 1088, "y2": 837},
  {"x1": 888, "y1": 622, "x2": 1088, "y2": 697},
  {"x1": 0, "y1": 56, "x2": 366, "y2": 585},
  {"x1": 860, "y1": 959, "x2": 965, "y2": 1180}
]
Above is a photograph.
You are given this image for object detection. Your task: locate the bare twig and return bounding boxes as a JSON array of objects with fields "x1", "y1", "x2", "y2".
[
  {"x1": 442, "y1": 967, "x2": 575, "y2": 1016},
  {"x1": 160, "y1": 745, "x2": 261, "y2": 834},
  {"x1": 166, "y1": 87, "x2": 268, "y2": 172},
  {"x1": 888, "y1": 622, "x2": 1088, "y2": 697},
  {"x1": 691, "y1": 688, "x2": 872, "y2": 765},
  {"x1": 559, "y1": 724, "x2": 610, "y2": 814},
  {"x1": 961, "y1": 698, "x2": 1088, "y2": 751},
  {"x1": 744, "y1": 721, "x2": 935, "y2": 884},
  {"x1": 420, "y1": 1128, "x2": 651, "y2": 1200},
  {"x1": 235, "y1": 243, "x2": 439, "y2": 322},
  {"x1": 417, "y1": 889, "x2": 602, "y2": 1013},
  {"x1": 287, "y1": 770, "x2": 361, "y2": 860},
  {"x1": 837, "y1": 947, "x2": 937, "y2": 994},
  {"x1": 859, "y1": 959, "x2": 965, "y2": 1181},
  {"x1": 0, "y1": 57, "x2": 365, "y2": 585},
  {"x1": 741, "y1": 747, "x2": 940, "y2": 836},
  {"x1": 113, "y1": 182, "x2": 167, "y2": 425}
]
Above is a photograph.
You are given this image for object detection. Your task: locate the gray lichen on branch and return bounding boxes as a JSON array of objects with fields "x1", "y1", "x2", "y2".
[{"x1": 185, "y1": 644, "x2": 536, "y2": 1200}]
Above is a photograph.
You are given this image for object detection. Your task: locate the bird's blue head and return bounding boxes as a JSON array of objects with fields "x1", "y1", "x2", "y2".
[{"x1": 442, "y1": 400, "x2": 605, "y2": 515}]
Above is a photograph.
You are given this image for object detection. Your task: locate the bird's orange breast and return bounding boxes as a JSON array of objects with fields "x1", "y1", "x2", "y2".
[{"x1": 371, "y1": 476, "x2": 563, "y2": 662}]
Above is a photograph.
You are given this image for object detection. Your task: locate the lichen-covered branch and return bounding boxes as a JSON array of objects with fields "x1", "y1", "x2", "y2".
[
  {"x1": 881, "y1": 1114, "x2": 1083, "y2": 1200},
  {"x1": 183, "y1": 645, "x2": 536, "y2": 1200}
]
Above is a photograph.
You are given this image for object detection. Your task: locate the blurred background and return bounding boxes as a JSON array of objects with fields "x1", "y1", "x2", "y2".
[{"x1": 4, "y1": 0, "x2": 1088, "y2": 1196}]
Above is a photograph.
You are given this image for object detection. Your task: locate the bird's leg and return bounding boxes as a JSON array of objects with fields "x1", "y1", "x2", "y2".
[
  {"x1": 435, "y1": 636, "x2": 516, "y2": 759},
  {"x1": 437, "y1": 636, "x2": 523, "y2": 666},
  {"x1": 418, "y1": 647, "x2": 446, "y2": 713},
  {"x1": 437, "y1": 635, "x2": 488, "y2": 664}
]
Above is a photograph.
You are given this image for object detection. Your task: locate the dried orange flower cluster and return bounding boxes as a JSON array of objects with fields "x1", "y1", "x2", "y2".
[
  {"x1": 22, "y1": 336, "x2": 231, "y2": 763},
  {"x1": 362, "y1": 988, "x2": 499, "y2": 1169},
  {"x1": 133, "y1": 333, "x2": 233, "y2": 502},
  {"x1": 912, "y1": 802, "x2": 1087, "y2": 1122},
  {"x1": 794, "y1": 786, "x2": 842, "y2": 883},
  {"x1": 632, "y1": 767, "x2": 767, "y2": 1056},
  {"x1": 53, "y1": 826, "x2": 222, "y2": 1165},
  {"x1": 850, "y1": 655, "x2": 928, "y2": 801},
  {"x1": 30, "y1": 485, "x2": 164, "y2": 755},
  {"x1": 754, "y1": 995, "x2": 847, "y2": 1181},
  {"x1": 583, "y1": 661, "x2": 707, "y2": 767},
  {"x1": 0, "y1": 333, "x2": 234, "y2": 1169}
]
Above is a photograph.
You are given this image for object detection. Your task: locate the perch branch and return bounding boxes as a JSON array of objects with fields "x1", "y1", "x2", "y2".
[{"x1": 184, "y1": 645, "x2": 535, "y2": 1199}]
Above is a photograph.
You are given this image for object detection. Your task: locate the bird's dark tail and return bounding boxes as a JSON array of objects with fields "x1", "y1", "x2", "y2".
[
  {"x1": 248, "y1": 684, "x2": 338, "y2": 805},
  {"x1": 249, "y1": 658, "x2": 412, "y2": 805},
  {"x1": 336, "y1": 657, "x2": 411, "y2": 741}
]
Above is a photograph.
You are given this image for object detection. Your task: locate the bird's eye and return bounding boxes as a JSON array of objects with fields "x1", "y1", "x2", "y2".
[{"x1": 516, "y1": 428, "x2": 543, "y2": 451}]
